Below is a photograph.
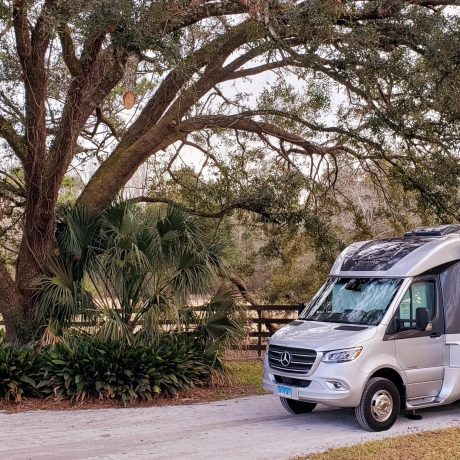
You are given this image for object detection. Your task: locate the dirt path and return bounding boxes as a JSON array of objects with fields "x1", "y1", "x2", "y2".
[{"x1": 2, "y1": 394, "x2": 460, "y2": 459}]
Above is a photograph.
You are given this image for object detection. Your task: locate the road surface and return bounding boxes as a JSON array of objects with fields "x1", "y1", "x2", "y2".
[{"x1": 2, "y1": 394, "x2": 460, "y2": 459}]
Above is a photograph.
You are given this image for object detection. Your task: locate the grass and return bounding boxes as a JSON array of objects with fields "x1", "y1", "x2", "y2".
[
  {"x1": 227, "y1": 360, "x2": 264, "y2": 388},
  {"x1": 298, "y1": 427, "x2": 460, "y2": 460},
  {"x1": 226, "y1": 359, "x2": 266, "y2": 395}
]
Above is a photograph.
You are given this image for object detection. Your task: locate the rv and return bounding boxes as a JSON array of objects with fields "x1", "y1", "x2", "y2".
[{"x1": 263, "y1": 225, "x2": 460, "y2": 431}]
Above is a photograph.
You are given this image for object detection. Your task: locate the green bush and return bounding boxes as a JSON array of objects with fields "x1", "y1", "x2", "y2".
[
  {"x1": 40, "y1": 339, "x2": 155, "y2": 403},
  {"x1": 40, "y1": 335, "x2": 215, "y2": 403},
  {"x1": 155, "y1": 333, "x2": 218, "y2": 392},
  {"x1": 0, "y1": 335, "x2": 41, "y2": 402},
  {"x1": 0, "y1": 333, "x2": 220, "y2": 404}
]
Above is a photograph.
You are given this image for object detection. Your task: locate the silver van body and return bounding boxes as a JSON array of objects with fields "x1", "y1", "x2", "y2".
[{"x1": 263, "y1": 225, "x2": 460, "y2": 430}]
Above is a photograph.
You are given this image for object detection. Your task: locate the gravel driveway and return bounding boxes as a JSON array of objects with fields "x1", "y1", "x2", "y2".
[{"x1": 2, "y1": 394, "x2": 460, "y2": 459}]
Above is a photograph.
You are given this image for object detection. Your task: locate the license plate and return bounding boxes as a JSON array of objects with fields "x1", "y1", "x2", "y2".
[{"x1": 277, "y1": 385, "x2": 293, "y2": 398}]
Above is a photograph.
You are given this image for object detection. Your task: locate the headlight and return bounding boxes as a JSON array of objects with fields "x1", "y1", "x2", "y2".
[{"x1": 322, "y1": 347, "x2": 363, "y2": 364}]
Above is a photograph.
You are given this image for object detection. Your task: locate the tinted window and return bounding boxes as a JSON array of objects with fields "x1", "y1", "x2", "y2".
[{"x1": 398, "y1": 281, "x2": 435, "y2": 329}]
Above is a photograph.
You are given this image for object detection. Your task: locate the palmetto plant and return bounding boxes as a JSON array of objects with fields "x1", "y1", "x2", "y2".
[{"x1": 36, "y1": 203, "x2": 243, "y2": 347}]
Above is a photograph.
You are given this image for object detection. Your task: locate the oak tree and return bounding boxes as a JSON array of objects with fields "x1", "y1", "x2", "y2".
[{"x1": 0, "y1": 0, "x2": 459, "y2": 341}]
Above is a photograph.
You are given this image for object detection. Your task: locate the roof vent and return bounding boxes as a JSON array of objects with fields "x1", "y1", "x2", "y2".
[{"x1": 404, "y1": 224, "x2": 460, "y2": 238}]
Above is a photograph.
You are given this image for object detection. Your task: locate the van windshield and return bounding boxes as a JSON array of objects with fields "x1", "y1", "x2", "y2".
[{"x1": 301, "y1": 277, "x2": 403, "y2": 326}]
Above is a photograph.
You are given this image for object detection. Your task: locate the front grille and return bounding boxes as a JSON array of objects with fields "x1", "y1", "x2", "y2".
[
  {"x1": 274, "y1": 375, "x2": 311, "y2": 388},
  {"x1": 268, "y1": 345, "x2": 317, "y2": 374}
]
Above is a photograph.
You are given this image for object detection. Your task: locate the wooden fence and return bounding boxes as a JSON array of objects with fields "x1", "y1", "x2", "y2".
[
  {"x1": 0, "y1": 304, "x2": 299, "y2": 357},
  {"x1": 192, "y1": 304, "x2": 299, "y2": 356},
  {"x1": 235, "y1": 304, "x2": 299, "y2": 356}
]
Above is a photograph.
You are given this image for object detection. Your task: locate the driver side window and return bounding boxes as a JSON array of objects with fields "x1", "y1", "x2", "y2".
[{"x1": 398, "y1": 280, "x2": 435, "y2": 329}]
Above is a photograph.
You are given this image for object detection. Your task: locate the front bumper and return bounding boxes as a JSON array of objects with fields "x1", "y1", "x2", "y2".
[{"x1": 263, "y1": 354, "x2": 367, "y2": 407}]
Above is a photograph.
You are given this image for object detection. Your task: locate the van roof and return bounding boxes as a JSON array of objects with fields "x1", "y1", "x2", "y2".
[{"x1": 330, "y1": 226, "x2": 460, "y2": 278}]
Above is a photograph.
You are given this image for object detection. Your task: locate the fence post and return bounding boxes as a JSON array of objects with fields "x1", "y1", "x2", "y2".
[{"x1": 257, "y1": 306, "x2": 262, "y2": 358}]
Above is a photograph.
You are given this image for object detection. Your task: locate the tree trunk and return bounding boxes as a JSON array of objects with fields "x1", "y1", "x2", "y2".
[
  {"x1": 0, "y1": 261, "x2": 24, "y2": 343},
  {"x1": 14, "y1": 181, "x2": 58, "y2": 342}
]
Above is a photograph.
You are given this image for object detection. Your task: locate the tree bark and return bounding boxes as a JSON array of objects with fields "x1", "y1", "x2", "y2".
[
  {"x1": 15, "y1": 184, "x2": 58, "y2": 333},
  {"x1": 0, "y1": 261, "x2": 23, "y2": 343}
]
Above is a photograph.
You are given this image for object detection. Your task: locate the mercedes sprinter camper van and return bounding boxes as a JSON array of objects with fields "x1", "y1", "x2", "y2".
[{"x1": 263, "y1": 225, "x2": 460, "y2": 431}]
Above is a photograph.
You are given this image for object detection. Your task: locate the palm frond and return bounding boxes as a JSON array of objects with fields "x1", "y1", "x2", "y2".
[
  {"x1": 95, "y1": 308, "x2": 134, "y2": 345},
  {"x1": 196, "y1": 286, "x2": 246, "y2": 351},
  {"x1": 56, "y1": 205, "x2": 99, "y2": 265},
  {"x1": 35, "y1": 258, "x2": 88, "y2": 326},
  {"x1": 38, "y1": 319, "x2": 66, "y2": 348}
]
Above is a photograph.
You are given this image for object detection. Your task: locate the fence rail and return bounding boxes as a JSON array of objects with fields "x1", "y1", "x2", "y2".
[
  {"x1": 193, "y1": 303, "x2": 298, "y2": 353},
  {"x1": 244, "y1": 305, "x2": 298, "y2": 355},
  {"x1": 0, "y1": 304, "x2": 299, "y2": 356}
]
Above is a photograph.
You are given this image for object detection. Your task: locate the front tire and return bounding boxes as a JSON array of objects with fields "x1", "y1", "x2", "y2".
[
  {"x1": 355, "y1": 377, "x2": 400, "y2": 431},
  {"x1": 280, "y1": 397, "x2": 317, "y2": 414}
]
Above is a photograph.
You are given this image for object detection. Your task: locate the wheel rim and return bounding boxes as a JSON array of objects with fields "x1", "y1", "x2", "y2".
[{"x1": 371, "y1": 389, "x2": 393, "y2": 422}]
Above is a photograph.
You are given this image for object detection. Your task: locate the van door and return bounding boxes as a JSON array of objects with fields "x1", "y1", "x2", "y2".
[{"x1": 392, "y1": 278, "x2": 445, "y2": 400}]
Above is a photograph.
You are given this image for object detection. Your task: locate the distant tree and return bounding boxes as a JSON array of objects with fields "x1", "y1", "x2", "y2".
[{"x1": 0, "y1": 0, "x2": 459, "y2": 341}]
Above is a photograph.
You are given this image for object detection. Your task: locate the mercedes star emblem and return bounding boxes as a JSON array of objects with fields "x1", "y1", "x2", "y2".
[{"x1": 280, "y1": 351, "x2": 291, "y2": 367}]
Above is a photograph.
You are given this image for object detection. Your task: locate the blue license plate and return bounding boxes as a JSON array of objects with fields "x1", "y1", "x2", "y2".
[{"x1": 277, "y1": 385, "x2": 292, "y2": 398}]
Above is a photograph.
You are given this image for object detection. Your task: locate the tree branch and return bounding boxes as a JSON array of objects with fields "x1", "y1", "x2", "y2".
[
  {"x1": 12, "y1": 0, "x2": 31, "y2": 65},
  {"x1": 90, "y1": 108, "x2": 121, "y2": 140},
  {"x1": 31, "y1": 0, "x2": 55, "y2": 54},
  {"x1": 179, "y1": 114, "x2": 328, "y2": 157},
  {"x1": 125, "y1": 196, "x2": 240, "y2": 218},
  {"x1": 46, "y1": 47, "x2": 127, "y2": 191},
  {"x1": 78, "y1": 20, "x2": 259, "y2": 212},
  {"x1": 229, "y1": 59, "x2": 294, "y2": 80},
  {"x1": 57, "y1": 23, "x2": 81, "y2": 76},
  {"x1": 0, "y1": 114, "x2": 27, "y2": 162},
  {"x1": 127, "y1": 20, "x2": 257, "y2": 150},
  {"x1": 125, "y1": 195, "x2": 280, "y2": 223},
  {"x1": 218, "y1": 268, "x2": 258, "y2": 306},
  {"x1": 155, "y1": 1, "x2": 248, "y2": 35}
]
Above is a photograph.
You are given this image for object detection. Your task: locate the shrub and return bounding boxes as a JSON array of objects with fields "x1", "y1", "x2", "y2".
[
  {"x1": 38, "y1": 334, "x2": 216, "y2": 403},
  {"x1": 0, "y1": 334, "x2": 41, "y2": 402},
  {"x1": 0, "y1": 331, "x2": 225, "y2": 404},
  {"x1": 155, "y1": 333, "x2": 217, "y2": 393}
]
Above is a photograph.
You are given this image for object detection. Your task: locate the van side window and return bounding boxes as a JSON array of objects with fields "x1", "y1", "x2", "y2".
[{"x1": 398, "y1": 281, "x2": 435, "y2": 329}]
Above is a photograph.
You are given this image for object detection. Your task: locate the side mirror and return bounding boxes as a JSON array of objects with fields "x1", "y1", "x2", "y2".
[
  {"x1": 416, "y1": 307, "x2": 431, "y2": 331},
  {"x1": 298, "y1": 302, "x2": 306, "y2": 317}
]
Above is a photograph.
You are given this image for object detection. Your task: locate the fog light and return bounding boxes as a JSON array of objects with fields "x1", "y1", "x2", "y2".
[{"x1": 325, "y1": 380, "x2": 347, "y2": 391}]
